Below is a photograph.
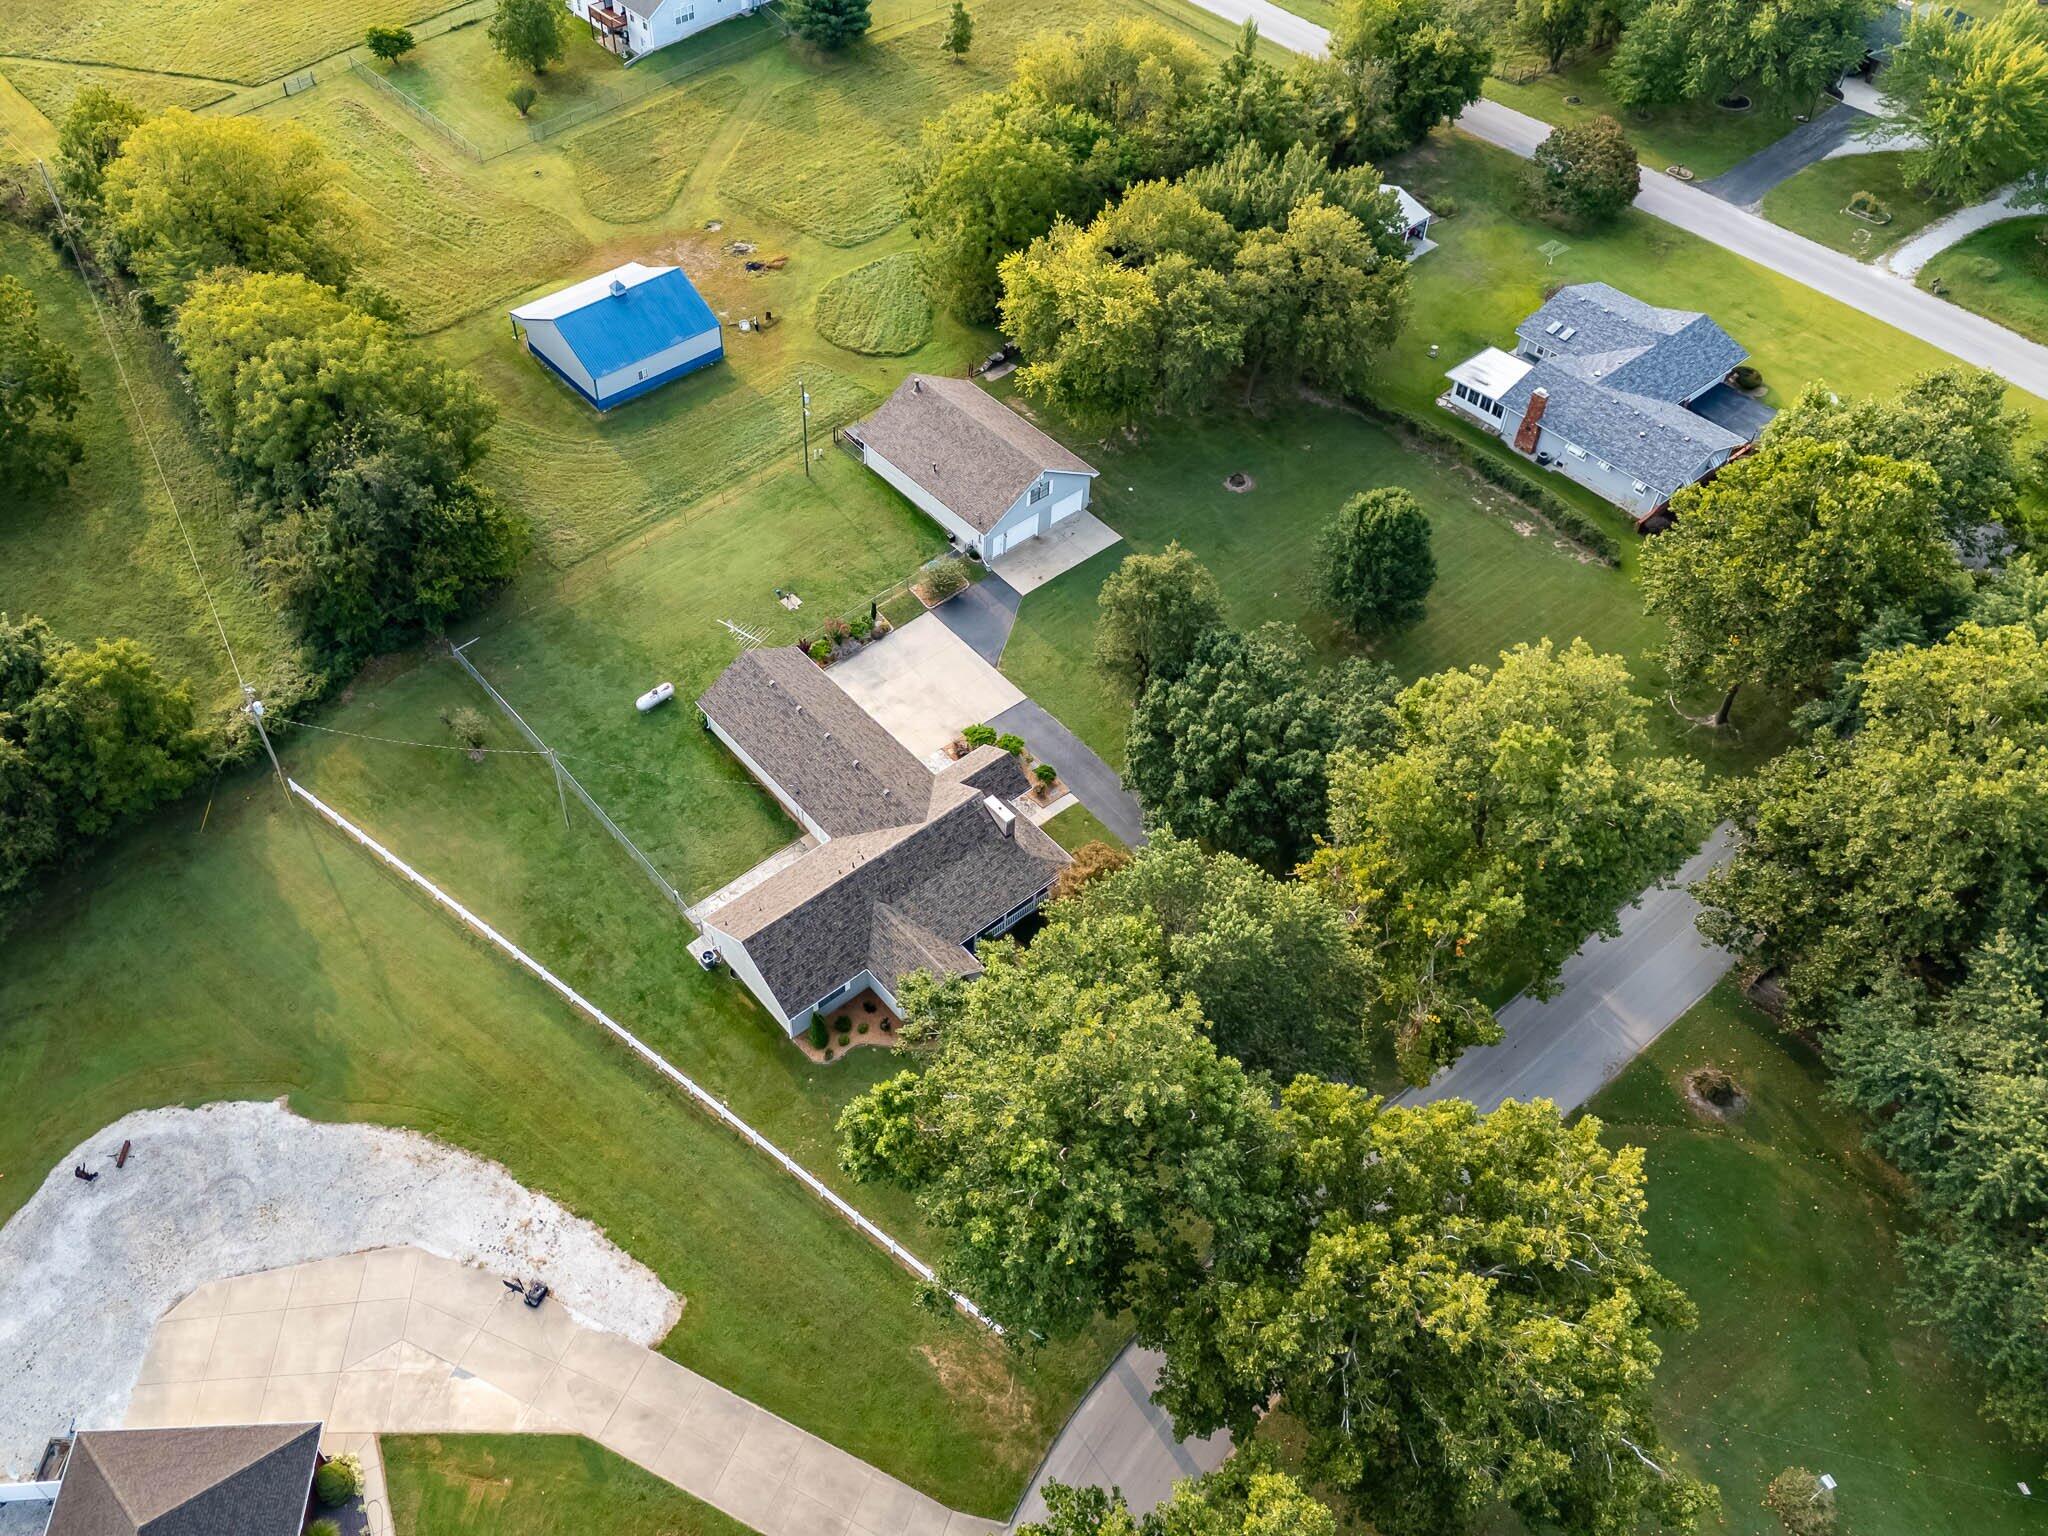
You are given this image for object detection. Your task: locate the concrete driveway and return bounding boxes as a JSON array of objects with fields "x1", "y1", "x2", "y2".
[
  {"x1": 990, "y1": 513, "x2": 1122, "y2": 596},
  {"x1": 828, "y1": 614, "x2": 1023, "y2": 761}
]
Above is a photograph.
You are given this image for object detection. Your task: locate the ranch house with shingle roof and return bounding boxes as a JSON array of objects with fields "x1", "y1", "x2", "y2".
[
  {"x1": 843, "y1": 376, "x2": 1099, "y2": 563},
  {"x1": 1441, "y1": 283, "x2": 1775, "y2": 524},
  {"x1": 696, "y1": 646, "x2": 1069, "y2": 1032}
]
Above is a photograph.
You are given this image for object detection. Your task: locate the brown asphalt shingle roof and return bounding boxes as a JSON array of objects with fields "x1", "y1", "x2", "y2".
[
  {"x1": 849, "y1": 375, "x2": 1098, "y2": 534},
  {"x1": 698, "y1": 653, "x2": 1068, "y2": 1018},
  {"x1": 49, "y1": 1424, "x2": 320, "y2": 1536}
]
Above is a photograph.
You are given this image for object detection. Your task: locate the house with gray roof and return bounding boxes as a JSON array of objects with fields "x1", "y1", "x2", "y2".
[
  {"x1": 843, "y1": 376, "x2": 1099, "y2": 563},
  {"x1": 44, "y1": 1424, "x2": 320, "y2": 1536},
  {"x1": 1442, "y1": 283, "x2": 1774, "y2": 522},
  {"x1": 697, "y1": 646, "x2": 1069, "y2": 1031}
]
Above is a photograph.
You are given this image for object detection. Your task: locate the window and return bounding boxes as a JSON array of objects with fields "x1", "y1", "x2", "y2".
[
  {"x1": 1490, "y1": 400, "x2": 1504, "y2": 419},
  {"x1": 1028, "y1": 478, "x2": 1050, "y2": 504},
  {"x1": 1565, "y1": 444, "x2": 1587, "y2": 460}
]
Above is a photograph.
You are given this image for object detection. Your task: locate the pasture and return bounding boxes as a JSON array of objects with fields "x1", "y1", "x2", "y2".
[{"x1": 0, "y1": 0, "x2": 455, "y2": 84}]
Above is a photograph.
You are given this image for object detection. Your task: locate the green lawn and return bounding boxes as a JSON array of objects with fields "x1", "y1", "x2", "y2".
[
  {"x1": 0, "y1": 0, "x2": 455, "y2": 82},
  {"x1": 384, "y1": 1435, "x2": 755, "y2": 1536},
  {"x1": 816, "y1": 253, "x2": 935, "y2": 356},
  {"x1": 1043, "y1": 801, "x2": 1123, "y2": 852},
  {"x1": 1589, "y1": 986, "x2": 2046, "y2": 1536},
  {"x1": 1760, "y1": 152, "x2": 1958, "y2": 259},
  {"x1": 1484, "y1": 54, "x2": 1836, "y2": 179},
  {"x1": 1921, "y1": 217, "x2": 2048, "y2": 347}
]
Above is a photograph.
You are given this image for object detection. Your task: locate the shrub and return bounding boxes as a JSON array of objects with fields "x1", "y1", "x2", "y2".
[
  {"x1": 1846, "y1": 189, "x2": 1891, "y2": 222},
  {"x1": 962, "y1": 723, "x2": 999, "y2": 748},
  {"x1": 809, "y1": 638, "x2": 834, "y2": 664},
  {"x1": 507, "y1": 83, "x2": 538, "y2": 117},
  {"x1": 924, "y1": 558, "x2": 969, "y2": 600},
  {"x1": 996, "y1": 732, "x2": 1026, "y2": 756},
  {"x1": 1034, "y1": 762, "x2": 1059, "y2": 786},
  {"x1": 849, "y1": 613, "x2": 874, "y2": 640},
  {"x1": 308, "y1": 1523, "x2": 341, "y2": 1536},
  {"x1": 1051, "y1": 840, "x2": 1132, "y2": 901},
  {"x1": 808, "y1": 1015, "x2": 828, "y2": 1048},
  {"x1": 1763, "y1": 1468, "x2": 1840, "y2": 1535},
  {"x1": 365, "y1": 24, "x2": 416, "y2": 62},
  {"x1": 444, "y1": 706, "x2": 488, "y2": 752},
  {"x1": 1314, "y1": 487, "x2": 1437, "y2": 634},
  {"x1": 314, "y1": 1457, "x2": 361, "y2": 1507},
  {"x1": 826, "y1": 616, "x2": 852, "y2": 640},
  {"x1": 1731, "y1": 364, "x2": 1763, "y2": 391},
  {"x1": 857, "y1": 1020, "x2": 869, "y2": 1034},
  {"x1": 823, "y1": 1047, "x2": 835, "y2": 1060},
  {"x1": 1527, "y1": 116, "x2": 1641, "y2": 226}
]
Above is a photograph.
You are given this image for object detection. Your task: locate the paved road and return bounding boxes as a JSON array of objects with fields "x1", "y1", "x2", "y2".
[
  {"x1": 1014, "y1": 830, "x2": 1736, "y2": 1523},
  {"x1": 988, "y1": 699, "x2": 1147, "y2": 846},
  {"x1": 1701, "y1": 106, "x2": 1864, "y2": 208},
  {"x1": 1181, "y1": 0, "x2": 2048, "y2": 399}
]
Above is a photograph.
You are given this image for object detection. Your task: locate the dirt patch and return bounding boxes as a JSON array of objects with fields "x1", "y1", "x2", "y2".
[
  {"x1": 1512, "y1": 519, "x2": 1536, "y2": 537},
  {"x1": 1683, "y1": 1065, "x2": 1749, "y2": 1123},
  {"x1": 919, "y1": 1334, "x2": 1034, "y2": 1445},
  {"x1": 1223, "y1": 471, "x2": 1256, "y2": 493}
]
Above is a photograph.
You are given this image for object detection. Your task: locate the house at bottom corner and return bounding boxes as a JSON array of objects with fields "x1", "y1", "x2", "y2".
[
  {"x1": 44, "y1": 1423, "x2": 322, "y2": 1536},
  {"x1": 509, "y1": 261, "x2": 722, "y2": 412},
  {"x1": 842, "y1": 375, "x2": 1099, "y2": 564},
  {"x1": 695, "y1": 646, "x2": 1071, "y2": 1031},
  {"x1": 1442, "y1": 282, "x2": 1775, "y2": 527}
]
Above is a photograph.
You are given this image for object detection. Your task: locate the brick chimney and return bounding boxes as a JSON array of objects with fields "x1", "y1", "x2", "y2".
[{"x1": 1513, "y1": 387, "x2": 1549, "y2": 454}]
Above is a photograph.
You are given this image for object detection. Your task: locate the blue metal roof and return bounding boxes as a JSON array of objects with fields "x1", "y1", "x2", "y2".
[{"x1": 551, "y1": 269, "x2": 719, "y2": 379}]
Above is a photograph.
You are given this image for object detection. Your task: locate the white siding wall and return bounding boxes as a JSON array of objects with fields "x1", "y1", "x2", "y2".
[
  {"x1": 704, "y1": 714, "x2": 830, "y2": 844},
  {"x1": 641, "y1": 0, "x2": 755, "y2": 50},
  {"x1": 518, "y1": 319, "x2": 598, "y2": 397},
  {"x1": 1531, "y1": 426, "x2": 1667, "y2": 514},
  {"x1": 861, "y1": 446, "x2": 993, "y2": 553},
  {"x1": 983, "y1": 470, "x2": 1094, "y2": 558},
  {"x1": 592, "y1": 327, "x2": 721, "y2": 400},
  {"x1": 702, "y1": 921, "x2": 793, "y2": 1030}
]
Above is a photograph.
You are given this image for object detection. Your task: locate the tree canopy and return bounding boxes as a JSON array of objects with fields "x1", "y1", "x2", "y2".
[
  {"x1": 487, "y1": 0, "x2": 566, "y2": 72},
  {"x1": 1607, "y1": 0, "x2": 1879, "y2": 109},
  {"x1": 1093, "y1": 542, "x2": 1227, "y2": 697},
  {"x1": 0, "y1": 275, "x2": 85, "y2": 498},
  {"x1": 100, "y1": 110, "x2": 353, "y2": 310},
  {"x1": 1881, "y1": 3, "x2": 2048, "y2": 205},
  {"x1": 54, "y1": 85, "x2": 145, "y2": 215},
  {"x1": 1527, "y1": 115, "x2": 1641, "y2": 225},
  {"x1": 1314, "y1": 486, "x2": 1436, "y2": 633},
  {"x1": 1023, "y1": 1452, "x2": 1336, "y2": 1536},
  {"x1": 787, "y1": 0, "x2": 872, "y2": 48},
  {"x1": 1045, "y1": 831, "x2": 1376, "y2": 1080},
  {"x1": 1308, "y1": 639, "x2": 1713, "y2": 1082},
  {"x1": 364, "y1": 24, "x2": 416, "y2": 63},
  {"x1": 1328, "y1": 0, "x2": 1492, "y2": 156},
  {"x1": 1640, "y1": 438, "x2": 1966, "y2": 725}
]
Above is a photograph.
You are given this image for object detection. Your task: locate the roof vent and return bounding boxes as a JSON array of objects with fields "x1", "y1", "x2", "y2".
[
  {"x1": 912, "y1": 378, "x2": 923, "y2": 393},
  {"x1": 609, "y1": 278, "x2": 627, "y2": 297},
  {"x1": 983, "y1": 794, "x2": 1015, "y2": 838}
]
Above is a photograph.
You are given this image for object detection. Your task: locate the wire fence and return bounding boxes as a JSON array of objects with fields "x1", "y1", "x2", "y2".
[
  {"x1": 350, "y1": 57, "x2": 488, "y2": 159},
  {"x1": 447, "y1": 639, "x2": 693, "y2": 920},
  {"x1": 287, "y1": 775, "x2": 1000, "y2": 1334}
]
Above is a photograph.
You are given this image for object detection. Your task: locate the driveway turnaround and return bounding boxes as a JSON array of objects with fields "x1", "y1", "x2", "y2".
[
  {"x1": 933, "y1": 577, "x2": 1023, "y2": 667},
  {"x1": 828, "y1": 614, "x2": 1023, "y2": 760},
  {"x1": 990, "y1": 513, "x2": 1122, "y2": 597},
  {"x1": 125, "y1": 1248, "x2": 993, "y2": 1536},
  {"x1": 1180, "y1": 0, "x2": 2048, "y2": 398},
  {"x1": 986, "y1": 700, "x2": 1145, "y2": 847}
]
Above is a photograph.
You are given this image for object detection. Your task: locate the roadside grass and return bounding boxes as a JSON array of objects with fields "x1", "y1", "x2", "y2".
[
  {"x1": 269, "y1": 81, "x2": 591, "y2": 333},
  {"x1": 0, "y1": 227, "x2": 302, "y2": 713},
  {"x1": 815, "y1": 253, "x2": 934, "y2": 355},
  {"x1": 562, "y1": 72, "x2": 751, "y2": 223},
  {"x1": 1759, "y1": 151, "x2": 1958, "y2": 258},
  {"x1": 1483, "y1": 55, "x2": 1836, "y2": 179},
  {"x1": 1921, "y1": 217, "x2": 2048, "y2": 347},
  {"x1": 383, "y1": 1435, "x2": 757, "y2": 1536},
  {"x1": 1589, "y1": 984, "x2": 2043, "y2": 1536},
  {"x1": 0, "y1": 0, "x2": 452, "y2": 82},
  {"x1": 1043, "y1": 801, "x2": 1123, "y2": 852},
  {"x1": 0, "y1": 59, "x2": 232, "y2": 120},
  {"x1": 0, "y1": 761, "x2": 1109, "y2": 1513}
]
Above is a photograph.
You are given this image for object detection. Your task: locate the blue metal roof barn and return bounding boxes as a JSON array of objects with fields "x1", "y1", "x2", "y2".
[{"x1": 509, "y1": 262, "x2": 723, "y2": 410}]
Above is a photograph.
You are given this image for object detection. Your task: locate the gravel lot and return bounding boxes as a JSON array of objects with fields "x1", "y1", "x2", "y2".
[{"x1": 0, "y1": 1100, "x2": 681, "y2": 1478}]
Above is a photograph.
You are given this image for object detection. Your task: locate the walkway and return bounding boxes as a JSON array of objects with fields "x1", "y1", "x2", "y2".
[
  {"x1": 1701, "y1": 107, "x2": 1864, "y2": 208},
  {"x1": 1886, "y1": 181, "x2": 2032, "y2": 276},
  {"x1": 1181, "y1": 0, "x2": 2048, "y2": 399},
  {"x1": 1012, "y1": 1348, "x2": 1228, "y2": 1526},
  {"x1": 125, "y1": 1248, "x2": 994, "y2": 1536}
]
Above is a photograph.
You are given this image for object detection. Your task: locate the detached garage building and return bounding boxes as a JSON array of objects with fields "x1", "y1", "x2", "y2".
[
  {"x1": 844, "y1": 375, "x2": 1098, "y2": 562},
  {"x1": 510, "y1": 262, "x2": 722, "y2": 411}
]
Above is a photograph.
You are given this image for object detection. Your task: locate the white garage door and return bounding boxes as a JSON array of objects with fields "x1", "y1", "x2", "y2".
[{"x1": 1047, "y1": 488, "x2": 1086, "y2": 525}]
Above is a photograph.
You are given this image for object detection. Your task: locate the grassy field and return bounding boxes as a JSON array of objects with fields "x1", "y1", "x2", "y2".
[
  {"x1": 1922, "y1": 217, "x2": 2048, "y2": 346},
  {"x1": 0, "y1": 227, "x2": 302, "y2": 713},
  {"x1": 0, "y1": 59, "x2": 231, "y2": 119},
  {"x1": 1759, "y1": 152, "x2": 1958, "y2": 258},
  {"x1": 0, "y1": 0, "x2": 458, "y2": 83},
  {"x1": 562, "y1": 71, "x2": 752, "y2": 223},
  {"x1": 815, "y1": 253, "x2": 933, "y2": 355},
  {"x1": 384, "y1": 1435, "x2": 756, "y2": 1536},
  {"x1": 1590, "y1": 986, "x2": 2046, "y2": 1536}
]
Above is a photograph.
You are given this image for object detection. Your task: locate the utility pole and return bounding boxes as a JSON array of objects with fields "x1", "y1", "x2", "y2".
[
  {"x1": 800, "y1": 375, "x2": 812, "y2": 480},
  {"x1": 243, "y1": 685, "x2": 289, "y2": 799}
]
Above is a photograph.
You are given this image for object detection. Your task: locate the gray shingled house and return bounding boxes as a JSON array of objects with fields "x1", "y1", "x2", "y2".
[
  {"x1": 45, "y1": 1424, "x2": 321, "y2": 1536},
  {"x1": 842, "y1": 376, "x2": 1099, "y2": 563},
  {"x1": 697, "y1": 646, "x2": 1070, "y2": 1031},
  {"x1": 1442, "y1": 282, "x2": 1774, "y2": 523}
]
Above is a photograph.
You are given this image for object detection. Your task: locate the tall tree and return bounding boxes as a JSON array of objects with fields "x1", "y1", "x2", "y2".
[
  {"x1": 1308, "y1": 640, "x2": 1713, "y2": 1083},
  {"x1": 1328, "y1": 0, "x2": 1492, "y2": 155},
  {"x1": 1125, "y1": 625, "x2": 1340, "y2": 872},
  {"x1": 1094, "y1": 542, "x2": 1227, "y2": 697},
  {"x1": 1024, "y1": 1452, "x2": 1335, "y2": 1536},
  {"x1": 942, "y1": 0, "x2": 972, "y2": 60},
  {"x1": 53, "y1": 85, "x2": 145, "y2": 215},
  {"x1": 1765, "y1": 367, "x2": 2028, "y2": 540},
  {"x1": 1881, "y1": 3, "x2": 2048, "y2": 205},
  {"x1": 1527, "y1": 115, "x2": 1641, "y2": 225},
  {"x1": 1696, "y1": 620, "x2": 2048, "y2": 1025},
  {"x1": 1232, "y1": 194, "x2": 1408, "y2": 398},
  {"x1": 364, "y1": 24, "x2": 417, "y2": 63},
  {"x1": 17, "y1": 635, "x2": 206, "y2": 838},
  {"x1": 1045, "y1": 831, "x2": 1377, "y2": 1080},
  {"x1": 1514, "y1": 0, "x2": 1596, "y2": 70},
  {"x1": 0, "y1": 275, "x2": 85, "y2": 498},
  {"x1": 1151, "y1": 1084, "x2": 1715, "y2": 1536},
  {"x1": 1607, "y1": 0, "x2": 1879, "y2": 109},
  {"x1": 1185, "y1": 20, "x2": 1312, "y2": 161},
  {"x1": 837, "y1": 937, "x2": 1279, "y2": 1339},
  {"x1": 1314, "y1": 486, "x2": 1436, "y2": 633},
  {"x1": 1180, "y1": 139, "x2": 1402, "y2": 239},
  {"x1": 787, "y1": 0, "x2": 871, "y2": 48},
  {"x1": 99, "y1": 110, "x2": 352, "y2": 310},
  {"x1": 1011, "y1": 19, "x2": 1211, "y2": 177},
  {"x1": 487, "y1": 0, "x2": 566, "y2": 72},
  {"x1": 1639, "y1": 438, "x2": 1966, "y2": 726}
]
